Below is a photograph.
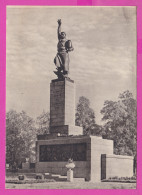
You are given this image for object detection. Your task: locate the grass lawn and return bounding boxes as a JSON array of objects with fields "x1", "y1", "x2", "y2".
[{"x1": 5, "y1": 181, "x2": 136, "y2": 189}]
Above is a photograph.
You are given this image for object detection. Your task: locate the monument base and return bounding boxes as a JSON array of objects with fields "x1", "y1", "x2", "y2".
[
  {"x1": 67, "y1": 169, "x2": 74, "y2": 182},
  {"x1": 36, "y1": 135, "x2": 114, "y2": 182}
]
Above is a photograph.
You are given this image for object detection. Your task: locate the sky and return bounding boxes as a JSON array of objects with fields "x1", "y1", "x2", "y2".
[{"x1": 6, "y1": 6, "x2": 137, "y2": 124}]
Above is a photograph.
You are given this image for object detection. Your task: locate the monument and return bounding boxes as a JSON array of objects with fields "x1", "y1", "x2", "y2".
[
  {"x1": 53, "y1": 19, "x2": 74, "y2": 79},
  {"x1": 35, "y1": 20, "x2": 134, "y2": 182}
]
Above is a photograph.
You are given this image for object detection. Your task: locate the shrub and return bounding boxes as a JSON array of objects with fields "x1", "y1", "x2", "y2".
[
  {"x1": 18, "y1": 175, "x2": 25, "y2": 180},
  {"x1": 35, "y1": 174, "x2": 44, "y2": 180}
]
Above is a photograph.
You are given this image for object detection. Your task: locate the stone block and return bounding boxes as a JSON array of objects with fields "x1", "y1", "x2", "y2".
[{"x1": 68, "y1": 125, "x2": 83, "y2": 135}]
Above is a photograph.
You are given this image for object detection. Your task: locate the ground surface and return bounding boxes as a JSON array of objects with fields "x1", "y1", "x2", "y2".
[{"x1": 6, "y1": 181, "x2": 136, "y2": 189}]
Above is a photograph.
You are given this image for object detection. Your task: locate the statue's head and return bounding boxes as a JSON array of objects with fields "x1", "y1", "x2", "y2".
[{"x1": 60, "y1": 32, "x2": 66, "y2": 39}]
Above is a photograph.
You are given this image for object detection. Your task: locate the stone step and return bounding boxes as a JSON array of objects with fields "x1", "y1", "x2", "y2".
[
  {"x1": 51, "y1": 174, "x2": 67, "y2": 178},
  {"x1": 44, "y1": 173, "x2": 67, "y2": 181},
  {"x1": 73, "y1": 178, "x2": 85, "y2": 182},
  {"x1": 44, "y1": 173, "x2": 85, "y2": 182}
]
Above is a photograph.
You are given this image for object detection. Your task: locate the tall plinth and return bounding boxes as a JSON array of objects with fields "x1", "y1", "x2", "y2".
[{"x1": 50, "y1": 78, "x2": 83, "y2": 135}]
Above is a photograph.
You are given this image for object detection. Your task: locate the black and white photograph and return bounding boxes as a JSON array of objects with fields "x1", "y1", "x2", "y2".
[{"x1": 6, "y1": 6, "x2": 137, "y2": 189}]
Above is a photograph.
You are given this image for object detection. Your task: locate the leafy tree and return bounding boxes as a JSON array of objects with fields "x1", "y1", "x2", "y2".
[
  {"x1": 6, "y1": 110, "x2": 36, "y2": 169},
  {"x1": 75, "y1": 96, "x2": 101, "y2": 135},
  {"x1": 100, "y1": 90, "x2": 137, "y2": 157},
  {"x1": 36, "y1": 111, "x2": 50, "y2": 135}
]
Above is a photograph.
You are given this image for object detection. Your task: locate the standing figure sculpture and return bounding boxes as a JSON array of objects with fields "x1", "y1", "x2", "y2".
[{"x1": 54, "y1": 19, "x2": 74, "y2": 79}]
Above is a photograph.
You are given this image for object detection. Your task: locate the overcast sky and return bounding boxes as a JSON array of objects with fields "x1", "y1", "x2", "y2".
[{"x1": 6, "y1": 6, "x2": 136, "y2": 124}]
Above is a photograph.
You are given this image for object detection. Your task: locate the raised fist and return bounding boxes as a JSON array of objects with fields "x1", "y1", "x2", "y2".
[{"x1": 57, "y1": 19, "x2": 61, "y2": 25}]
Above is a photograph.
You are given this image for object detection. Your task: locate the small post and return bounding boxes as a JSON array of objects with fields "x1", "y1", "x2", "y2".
[{"x1": 66, "y1": 159, "x2": 75, "y2": 182}]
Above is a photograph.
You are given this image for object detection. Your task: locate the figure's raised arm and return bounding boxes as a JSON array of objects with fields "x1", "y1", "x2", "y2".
[{"x1": 57, "y1": 19, "x2": 61, "y2": 40}]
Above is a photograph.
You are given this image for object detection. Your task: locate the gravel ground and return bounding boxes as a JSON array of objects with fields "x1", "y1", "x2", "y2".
[{"x1": 5, "y1": 181, "x2": 136, "y2": 189}]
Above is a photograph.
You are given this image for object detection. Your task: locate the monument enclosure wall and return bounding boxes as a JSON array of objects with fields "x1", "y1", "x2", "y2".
[{"x1": 101, "y1": 154, "x2": 134, "y2": 179}]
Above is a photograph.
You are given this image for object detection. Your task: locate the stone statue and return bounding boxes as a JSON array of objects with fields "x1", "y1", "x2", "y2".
[{"x1": 54, "y1": 19, "x2": 74, "y2": 79}]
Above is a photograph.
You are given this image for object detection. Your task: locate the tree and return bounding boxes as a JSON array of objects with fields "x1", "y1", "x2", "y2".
[
  {"x1": 6, "y1": 110, "x2": 36, "y2": 169},
  {"x1": 75, "y1": 96, "x2": 101, "y2": 135},
  {"x1": 36, "y1": 111, "x2": 50, "y2": 135},
  {"x1": 100, "y1": 90, "x2": 137, "y2": 157}
]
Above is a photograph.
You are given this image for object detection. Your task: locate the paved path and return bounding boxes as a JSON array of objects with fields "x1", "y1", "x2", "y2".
[{"x1": 6, "y1": 181, "x2": 136, "y2": 189}]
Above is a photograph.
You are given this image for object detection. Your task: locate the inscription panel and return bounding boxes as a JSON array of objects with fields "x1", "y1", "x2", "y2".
[{"x1": 39, "y1": 143, "x2": 87, "y2": 162}]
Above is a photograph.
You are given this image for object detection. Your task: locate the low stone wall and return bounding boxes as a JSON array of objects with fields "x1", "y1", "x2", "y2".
[{"x1": 101, "y1": 154, "x2": 134, "y2": 180}]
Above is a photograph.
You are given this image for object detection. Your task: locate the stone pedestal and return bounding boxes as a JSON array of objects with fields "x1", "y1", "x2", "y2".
[
  {"x1": 50, "y1": 78, "x2": 83, "y2": 135},
  {"x1": 67, "y1": 169, "x2": 73, "y2": 182},
  {"x1": 35, "y1": 77, "x2": 134, "y2": 183}
]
